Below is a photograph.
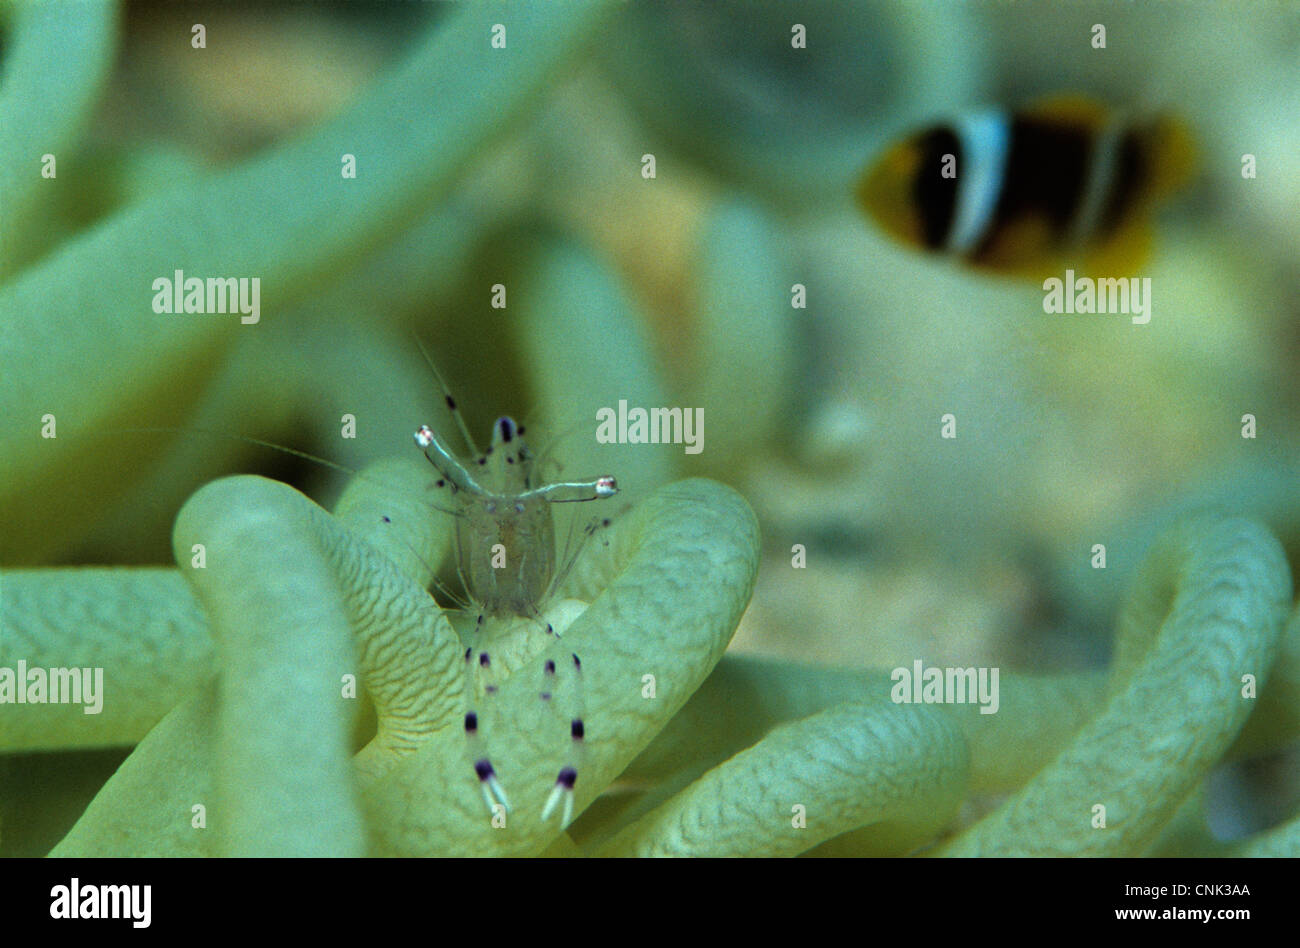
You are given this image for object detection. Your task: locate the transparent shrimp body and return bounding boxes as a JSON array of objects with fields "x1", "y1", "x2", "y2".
[
  {"x1": 416, "y1": 414, "x2": 617, "y2": 617},
  {"x1": 453, "y1": 418, "x2": 557, "y2": 618}
]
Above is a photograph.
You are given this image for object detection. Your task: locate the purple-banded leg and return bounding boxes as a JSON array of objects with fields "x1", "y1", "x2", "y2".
[
  {"x1": 541, "y1": 652, "x2": 586, "y2": 828},
  {"x1": 463, "y1": 644, "x2": 509, "y2": 817}
]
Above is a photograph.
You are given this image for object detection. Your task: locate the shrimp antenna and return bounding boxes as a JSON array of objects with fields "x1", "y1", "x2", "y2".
[
  {"x1": 412, "y1": 333, "x2": 482, "y2": 458},
  {"x1": 105, "y1": 425, "x2": 467, "y2": 522}
]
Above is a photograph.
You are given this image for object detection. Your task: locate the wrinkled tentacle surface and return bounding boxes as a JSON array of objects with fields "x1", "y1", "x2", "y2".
[
  {"x1": 37, "y1": 468, "x2": 759, "y2": 856},
  {"x1": 9, "y1": 493, "x2": 1298, "y2": 856},
  {"x1": 614, "y1": 517, "x2": 1298, "y2": 857},
  {"x1": 597, "y1": 702, "x2": 968, "y2": 857}
]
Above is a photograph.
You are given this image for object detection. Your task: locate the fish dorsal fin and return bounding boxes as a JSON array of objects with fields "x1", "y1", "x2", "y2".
[{"x1": 1025, "y1": 94, "x2": 1195, "y2": 199}]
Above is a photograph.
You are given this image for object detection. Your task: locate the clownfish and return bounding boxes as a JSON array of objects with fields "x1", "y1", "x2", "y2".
[{"x1": 855, "y1": 96, "x2": 1195, "y2": 277}]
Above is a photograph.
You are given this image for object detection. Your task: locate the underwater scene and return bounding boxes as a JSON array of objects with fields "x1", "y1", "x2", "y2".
[{"x1": 1, "y1": 0, "x2": 1299, "y2": 865}]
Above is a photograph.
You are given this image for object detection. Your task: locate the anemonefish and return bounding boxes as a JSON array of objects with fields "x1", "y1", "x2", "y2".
[{"x1": 855, "y1": 96, "x2": 1195, "y2": 277}]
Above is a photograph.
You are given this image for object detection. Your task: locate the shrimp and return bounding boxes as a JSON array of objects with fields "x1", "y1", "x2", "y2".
[{"x1": 411, "y1": 358, "x2": 618, "y2": 827}]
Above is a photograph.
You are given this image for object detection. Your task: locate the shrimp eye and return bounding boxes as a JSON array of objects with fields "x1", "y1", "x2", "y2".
[{"x1": 496, "y1": 417, "x2": 516, "y2": 443}]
